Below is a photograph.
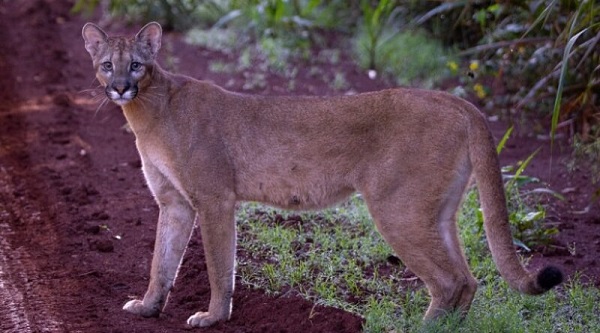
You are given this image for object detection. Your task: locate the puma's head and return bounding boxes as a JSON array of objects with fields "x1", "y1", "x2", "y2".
[{"x1": 82, "y1": 22, "x2": 162, "y2": 106}]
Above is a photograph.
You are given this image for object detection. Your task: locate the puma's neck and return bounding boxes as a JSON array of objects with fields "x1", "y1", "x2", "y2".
[{"x1": 121, "y1": 64, "x2": 172, "y2": 136}]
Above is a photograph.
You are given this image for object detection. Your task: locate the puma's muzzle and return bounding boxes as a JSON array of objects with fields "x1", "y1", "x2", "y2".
[{"x1": 105, "y1": 79, "x2": 138, "y2": 106}]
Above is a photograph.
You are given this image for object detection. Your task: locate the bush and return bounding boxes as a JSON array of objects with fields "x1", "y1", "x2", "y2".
[
  {"x1": 73, "y1": 0, "x2": 234, "y2": 30},
  {"x1": 354, "y1": 27, "x2": 454, "y2": 87},
  {"x1": 437, "y1": 1, "x2": 599, "y2": 139}
]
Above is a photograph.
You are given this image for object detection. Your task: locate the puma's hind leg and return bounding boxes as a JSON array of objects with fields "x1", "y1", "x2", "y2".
[{"x1": 363, "y1": 184, "x2": 477, "y2": 319}]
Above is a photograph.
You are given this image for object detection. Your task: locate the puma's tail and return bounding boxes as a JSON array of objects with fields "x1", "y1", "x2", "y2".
[{"x1": 467, "y1": 106, "x2": 562, "y2": 295}]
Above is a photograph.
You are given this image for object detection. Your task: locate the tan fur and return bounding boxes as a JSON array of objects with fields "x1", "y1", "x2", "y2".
[{"x1": 82, "y1": 22, "x2": 560, "y2": 328}]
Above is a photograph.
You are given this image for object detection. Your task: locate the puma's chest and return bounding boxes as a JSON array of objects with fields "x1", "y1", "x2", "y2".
[{"x1": 138, "y1": 142, "x2": 191, "y2": 200}]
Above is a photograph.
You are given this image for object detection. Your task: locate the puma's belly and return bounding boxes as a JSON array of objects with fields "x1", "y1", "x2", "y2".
[{"x1": 234, "y1": 165, "x2": 355, "y2": 210}]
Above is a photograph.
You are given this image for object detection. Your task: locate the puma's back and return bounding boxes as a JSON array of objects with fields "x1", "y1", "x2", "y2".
[
  {"x1": 214, "y1": 89, "x2": 473, "y2": 211},
  {"x1": 82, "y1": 22, "x2": 562, "y2": 328}
]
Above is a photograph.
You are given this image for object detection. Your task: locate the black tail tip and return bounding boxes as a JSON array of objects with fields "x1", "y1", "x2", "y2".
[{"x1": 537, "y1": 266, "x2": 563, "y2": 290}]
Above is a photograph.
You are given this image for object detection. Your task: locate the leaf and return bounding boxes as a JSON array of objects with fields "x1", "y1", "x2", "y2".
[
  {"x1": 271, "y1": 0, "x2": 286, "y2": 24},
  {"x1": 525, "y1": 187, "x2": 566, "y2": 201},
  {"x1": 377, "y1": 0, "x2": 392, "y2": 18},
  {"x1": 522, "y1": 211, "x2": 544, "y2": 222},
  {"x1": 476, "y1": 208, "x2": 484, "y2": 234},
  {"x1": 551, "y1": 27, "x2": 589, "y2": 144},
  {"x1": 487, "y1": 3, "x2": 502, "y2": 17},
  {"x1": 371, "y1": 0, "x2": 391, "y2": 34},
  {"x1": 71, "y1": 0, "x2": 100, "y2": 15},
  {"x1": 303, "y1": 0, "x2": 322, "y2": 17},
  {"x1": 410, "y1": 1, "x2": 467, "y2": 27},
  {"x1": 550, "y1": 0, "x2": 600, "y2": 145},
  {"x1": 212, "y1": 9, "x2": 242, "y2": 29},
  {"x1": 521, "y1": 0, "x2": 557, "y2": 39},
  {"x1": 513, "y1": 238, "x2": 531, "y2": 252},
  {"x1": 474, "y1": 9, "x2": 487, "y2": 27},
  {"x1": 496, "y1": 125, "x2": 514, "y2": 155},
  {"x1": 503, "y1": 174, "x2": 539, "y2": 187},
  {"x1": 506, "y1": 148, "x2": 540, "y2": 191}
]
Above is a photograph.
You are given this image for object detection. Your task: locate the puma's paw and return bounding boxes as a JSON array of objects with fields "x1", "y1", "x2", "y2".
[
  {"x1": 123, "y1": 299, "x2": 160, "y2": 318},
  {"x1": 186, "y1": 311, "x2": 225, "y2": 327}
]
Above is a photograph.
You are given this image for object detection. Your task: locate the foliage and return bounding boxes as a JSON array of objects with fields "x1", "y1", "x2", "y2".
[
  {"x1": 434, "y1": 0, "x2": 599, "y2": 140},
  {"x1": 545, "y1": 1, "x2": 599, "y2": 144},
  {"x1": 354, "y1": 27, "x2": 454, "y2": 87},
  {"x1": 351, "y1": 0, "x2": 456, "y2": 86},
  {"x1": 231, "y1": 0, "x2": 333, "y2": 36},
  {"x1": 73, "y1": 0, "x2": 365, "y2": 91},
  {"x1": 356, "y1": 0, "x2": 400, "y2": 70},
  {"x1": 570, "y1": 131, "x2": 600, "y2": 184},
  {"x1": 418, "y1": 0, "x2": 599, "y2": 200},
  {"x1": 72, "y1": 0, "x2": 357, "y2": 39},
  {"x1": 73, "y1": 0, "x2": 233, "y2": 30},
  {"x1": 493, "y1": 127, "x2": 559, "y2": 249}
]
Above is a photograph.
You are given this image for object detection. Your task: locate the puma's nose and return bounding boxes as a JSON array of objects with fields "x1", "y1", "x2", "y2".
[{"x1": 111, "y1": 82, "x2": 130, "y2": 95}]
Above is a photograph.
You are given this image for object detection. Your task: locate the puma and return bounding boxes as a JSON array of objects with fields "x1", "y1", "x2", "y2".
[{"x1": 82, "y1": 22, "x2": 562, "y2": 328}]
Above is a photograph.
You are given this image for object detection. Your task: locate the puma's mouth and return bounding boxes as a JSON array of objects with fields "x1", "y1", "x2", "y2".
[
  {"x1": 106, "y1": 87, "x2": 138, "y2": 106},
  {"x1": 112, "y1": 97, "x2": 132, "y2": 106}
]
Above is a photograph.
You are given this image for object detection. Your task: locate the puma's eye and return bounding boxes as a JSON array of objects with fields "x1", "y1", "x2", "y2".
[
  {"x1": 101, "y1": 62, "x2": 113, "y2": 71},
  {"x1": 131, "y1": 62, "x2": 142, "y2": 71}
]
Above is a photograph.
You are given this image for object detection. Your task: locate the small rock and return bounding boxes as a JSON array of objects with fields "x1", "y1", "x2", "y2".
[
  {"x1": 84, "y1": 224, "x2": 100, "y2": 235},
  {"x1": 387, "y1": 255, "x2": 402, "y2": 266},
  {"x1": 52, "y1": 93, "x2": 71, "y2": 107},
  {"x1": 93, "y1": 239, "x2": 114, "y2": 253}
]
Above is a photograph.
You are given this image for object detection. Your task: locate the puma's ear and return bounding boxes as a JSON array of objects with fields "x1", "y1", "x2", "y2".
[
  {"x1": 135, "y1": 22, "x2": 162, "y2": 59},
  {"x1": 82, "y1": 23, "x2": 108, "y2": 59}
]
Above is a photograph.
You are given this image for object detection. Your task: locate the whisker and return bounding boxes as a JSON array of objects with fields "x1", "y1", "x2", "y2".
[
  {"x1": 90, "y1": 91, "x2": 106, "y2": 99},
  {"x1": 93, "y1": 98, "x2": 109, "y2": 119},
  {"x1": 78, "y1": 86, "x2": 103, "y2": 95},
  {"x1": 87, "y1": 77, "x2": 100, "y2": 88},
  {"x1": 89, "y1": 94, "x2": 107, "y2": 104}
]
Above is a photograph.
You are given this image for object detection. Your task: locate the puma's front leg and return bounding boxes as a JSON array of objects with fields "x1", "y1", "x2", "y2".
[
  {"x1": 186, "y1": 196, "x2": 236, "y2": 327},
  {"x1": 123, "y1": 186, "x2": 196, "y2": 318}
]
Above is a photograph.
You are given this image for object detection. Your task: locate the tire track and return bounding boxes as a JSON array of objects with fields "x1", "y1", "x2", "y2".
[
  {"x1": 0, "y1": 217, "x2": 32, "y2": 333},
  {"x1": 0, "y1": 1, "x2": 72, "y2": 331},
  {"x1": 0, "y1": 170, "x2": 64, "y2": 333}
]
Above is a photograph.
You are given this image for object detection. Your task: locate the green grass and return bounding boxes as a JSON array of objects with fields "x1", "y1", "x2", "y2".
[{"x1": 235, "y1": 184, "x2": 600, "y2": 332}]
